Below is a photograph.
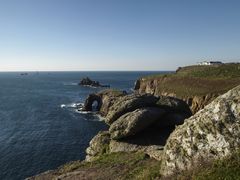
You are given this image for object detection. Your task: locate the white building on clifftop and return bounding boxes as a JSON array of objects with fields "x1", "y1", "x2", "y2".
[{"x1": 198, "y1": 61, "x2": 223, "y2": 66}]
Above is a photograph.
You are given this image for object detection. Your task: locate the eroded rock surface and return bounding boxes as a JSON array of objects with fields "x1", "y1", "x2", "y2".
[
  {"x1": 85, "y1": 131, "x2": 110, "y2": 162},
  {"x1": 161, "y1": 85, "x2": 240, "y2": 176},
  {"x1": 109, "y1": 107, "x2": 166, "y2": 140},
  {"x1": 105, "y1": 94, "x2": 159, "y2": 125},
  {"x1": 83, "y1": 89, "x2": 126, "y2": 115},
  {"x1": 85, "y1": 93, "x2": 192, "y2": 162}
]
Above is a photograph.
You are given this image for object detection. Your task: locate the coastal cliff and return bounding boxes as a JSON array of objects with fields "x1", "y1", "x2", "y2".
[
  {"x1": 29, "y1": 84, "x2": 240, "y2": 179},
  {"x1": 135, "y1": 63, "x2": 240, "y2": 113},
  {"x1": 29, "y1": 63, "x2": 240, "y2": 179}
]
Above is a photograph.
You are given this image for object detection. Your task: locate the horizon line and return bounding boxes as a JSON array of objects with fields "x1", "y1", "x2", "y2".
[{"x1": 0, "y1": 70, "x2": 175, "y2": 72}]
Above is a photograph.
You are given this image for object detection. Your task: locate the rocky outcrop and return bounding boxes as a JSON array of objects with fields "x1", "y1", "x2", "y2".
[
  {"x1": 134, "y1": 77, "x2": 222, "y2": 114},
  {"x1": 98, "y1": 89, "x2": 127, "y2": 116},
  {"x1": 105, "y1": 94, "x2": 159, "y2": 124},
  {"x1": 109, "y1": 107, "x2": 166, "y2": 140},
  {"x1": 85, "y1": 131, "x2": 110, "y2": 162},
  {"x1": 109, "y1": 140, "x2": 163, "y2": 161},
  {"x1": 79, "y1": 77, "x2": 110, "y2": 88},
  {"x1": 160, "y1": 85, "x2": 240, "y2": 176},
  {"x1": 85, "y1": 94, "x2": 192, "y2": 162},
  {"x1": 83, "y1": 94, "x2": 102, "y2": 111},
  {"x1": 156, "y1": 96, "x2": 192, "y2": 116},
  {"x1": 82, "y1": 89, "x2": 126, "y2": 115}
]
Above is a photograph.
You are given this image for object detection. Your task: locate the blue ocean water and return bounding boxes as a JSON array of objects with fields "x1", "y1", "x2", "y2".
[{"x1": 0, "y1": 71, "x2": 166, "y2": 180}]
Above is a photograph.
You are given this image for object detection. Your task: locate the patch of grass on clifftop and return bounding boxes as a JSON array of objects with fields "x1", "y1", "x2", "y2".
[
  {"x1": 141, "y1": 63, "x2": 240, "y2": 97},
  {"x1": 31, "y1": 152, "x2": 162, "y2": 180}
]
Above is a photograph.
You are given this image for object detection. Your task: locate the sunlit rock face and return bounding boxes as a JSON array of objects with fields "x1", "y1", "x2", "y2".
[{"x1": 161, "y1": 85, "x2": 240, "y2": 176}]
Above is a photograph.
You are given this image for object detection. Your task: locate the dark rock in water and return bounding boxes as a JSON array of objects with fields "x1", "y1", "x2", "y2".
[
  {"x1": 83, "y1": 94, "x2": 102, "y2": 111},
  {"x1": 160, "y1": 85, "x2": 240, "y2": 176},
  {"x1": 105, "y1": 94, "x2": 159, "y2": 125},
  {"x1": 109, "y1": 107, "x2": 166, "y2": 140},
  {"x1": 79, "y1": 77, "x2": 110, "y2": 88}
]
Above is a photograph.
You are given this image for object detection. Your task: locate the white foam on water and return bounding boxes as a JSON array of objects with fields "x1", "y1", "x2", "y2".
[
  {"x1": 63, "y1": 82, "x2": 78, "y2": 86},
  {"x1": 60, "y1": 102, "x2": 105, "y2": 122}
]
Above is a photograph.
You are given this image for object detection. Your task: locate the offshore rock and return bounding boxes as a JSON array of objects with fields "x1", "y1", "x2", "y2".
[
  {"x1": 79, "y1": 77, "x2": 110, "y2": 88},
  {"x1": 160, "y1": 85, "x2": 240, "y2": 176}
]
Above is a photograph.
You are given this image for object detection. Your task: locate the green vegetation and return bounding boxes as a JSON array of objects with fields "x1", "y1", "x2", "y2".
[
  {"x1": 176, "y1": 63, "x2": 240, "y2": 78},
  {"x1": 99, "y1": 88, "x2": 126, "y2": 96},
  {"x1": 33, "y1": 150, "x2": 240, "y2": 179},
  {"x1": 49, "y1": 152, "x2": 162, "y2": 180},
  {"x1": 171, "y1": 150, "x2": 240, "y2": 180},
  {"x1": 146, "y1": 63, "x2": 240, "y2": 79},
  {"x1": 142, "y1": 63, "x2": 240, "y2": 97}
]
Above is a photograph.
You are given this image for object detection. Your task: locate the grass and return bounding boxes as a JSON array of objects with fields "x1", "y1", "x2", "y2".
[
  {"x1": 145, "y1": 63, "x2": 240, "y2": 79},
  {"x1": 140, "y1": 63, "x2": 240, "y2": 97},
  {"x1": 33, "y1": 150, "x2": 240, "y2": 179},
  {"x1": 170, "y1": 150, "x2": 240, "y2": 180},
  {"x1": 99, "y1": 88, "x2": 126, "y2": 96},
  {"x1": 41, "y1": 152, "x2": 162, "y2": 180}
]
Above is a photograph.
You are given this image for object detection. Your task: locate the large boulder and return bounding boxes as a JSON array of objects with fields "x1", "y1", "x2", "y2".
[
  {"x1": 85, "y1": 131, "x2": 110, "y2": 162},
  {"x1": 109, "y1": 140, "x2": 163, "y2": 161},
  {"x1": 156, "y1": 96, "x2": 192, "y2": 116},
  {"x1": 160, "y1": 85, "x2": 240, "y2": 176},
  {"x1": 154, "y1": 113, "x2": 190, "y2": 128},
  {"x1": 109, "y1": 107, "x2": 166, "y2": 140},
  {"x1": 98, "y1": 89, "x2": 127, "y2": 117},
  {"x1": 105, "y1": 94, "x2": 159, "y2": 124}
]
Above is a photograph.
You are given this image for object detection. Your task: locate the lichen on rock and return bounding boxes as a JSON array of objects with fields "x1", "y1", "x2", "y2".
[
  {"x1": 85, "y1": 131, "x2": 110, "y2": 162},
  {"x1": 109, "y1": 107, "x2": 166, "y2": 140},
  {"x1": 160, "y1": 85, "x2": 240, "y2": 176}
]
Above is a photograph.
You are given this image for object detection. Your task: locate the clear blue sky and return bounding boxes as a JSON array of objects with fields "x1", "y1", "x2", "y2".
[{"x1": 0, "y1": 0, "x2": 240, "y2": 71}]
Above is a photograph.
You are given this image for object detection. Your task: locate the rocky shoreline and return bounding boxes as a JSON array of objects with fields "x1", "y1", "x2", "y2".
[
  {"x1": 29, "y1": 64, "x2": 240, "y2": 179},
  {"x1": 84, "y1": 91, "x2": 192, "y2": 162}
]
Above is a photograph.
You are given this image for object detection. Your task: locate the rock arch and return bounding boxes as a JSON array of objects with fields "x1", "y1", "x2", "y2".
[{"x1": 83, "y1": 94, "x2": 102, "y2": 111}]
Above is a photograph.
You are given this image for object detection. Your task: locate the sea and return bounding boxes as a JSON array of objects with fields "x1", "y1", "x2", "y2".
[{"x1": 0, "y1": 71, "x2": 168, "y2": 180}]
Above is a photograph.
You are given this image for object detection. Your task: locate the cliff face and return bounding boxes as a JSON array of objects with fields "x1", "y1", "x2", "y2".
[
  {"x1": 29, "y1": 85, "x2": 240, "y2": 180},
  {"x1": 135, "y1": 77, "x2": 220, "y2": 114},
  {"x1": 135, "y1": 63, "x2": 240, "y2": 114},
  {"x1": 161, "y1": 85, "x2": 240, "y2": 176}
]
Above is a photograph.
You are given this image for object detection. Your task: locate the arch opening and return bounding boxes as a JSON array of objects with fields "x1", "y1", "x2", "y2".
[{"x1": 83, "y1": 94, "x2": 102, "y2": 111}]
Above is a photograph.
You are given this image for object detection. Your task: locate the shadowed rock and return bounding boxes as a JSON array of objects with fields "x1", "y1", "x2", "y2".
[
  {"x1": 156, "y1": 96, "x2": 192, "y2": 116},
  {"x1": 109, "y1": 107, "x2": 166, "y2": 140},
  {"x1": 79, "y1": 77, "x2": 110, "y2": 88},
  {"x1": 83, "y1": 94, "x2": 102, "y2": 111}
]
